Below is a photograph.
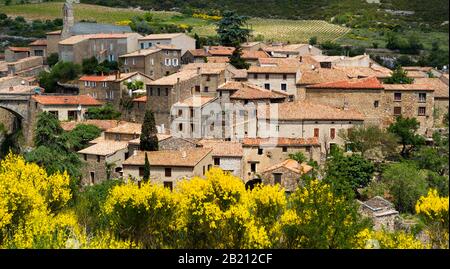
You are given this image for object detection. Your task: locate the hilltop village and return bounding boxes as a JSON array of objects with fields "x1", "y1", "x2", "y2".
[{"x1": 0, "y1": 1, "x2": 448, "y2": 242}]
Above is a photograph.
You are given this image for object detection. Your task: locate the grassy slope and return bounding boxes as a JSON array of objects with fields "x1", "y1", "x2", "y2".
[{"x1": 0, "y1": 2, "x2": 350, "y2": 43}]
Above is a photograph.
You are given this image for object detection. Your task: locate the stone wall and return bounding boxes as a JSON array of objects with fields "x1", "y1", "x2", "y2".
[{"x1": 261, "y1": 166, "x2": 301, "y2": 193}]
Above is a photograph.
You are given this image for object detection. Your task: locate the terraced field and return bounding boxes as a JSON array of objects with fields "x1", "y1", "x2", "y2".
[{"x1": 0, "y1": 2, "x2": 350, "y2": 43}]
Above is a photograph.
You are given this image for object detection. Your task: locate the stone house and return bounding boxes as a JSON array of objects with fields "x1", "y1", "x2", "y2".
[
  {"x1": 181, "y1": 49, "x2": 210, "y2": 64},
  {"x1": 4, "y1": 56, "x2": 45, "y2": 77},
  {"x1": 103, "y1": 122, "x2": 142, "y2": 142},
  {"x1": 122, "y1": 148, "x2": 213, "y2": 189},
  {"x1": 78, "y1": 140, "x2": 129, "y2": 185},
  {"x1": 404, "y1": 66, "x2": 442, "y2": 79},
  {"x1": 29, "y1": 39, "x2": 48, "y2": 60},
  {"x1": 4, "y1": 47, "x2": 31, "y2": 62},
  {"x1": 119, "y1": 47, "x2": 181, "y2": 80},
  {"x1": 59, "y1": 32, "x2": 143, "y2": 65},
  {"x1": 311, "y1": 54, "x2": 373, "y2": 69},
  {"x1": 31, "y1": 94, "x2": 102, "y2": 121},
  {"x1": 197, "y1": 139, "x2": 244, "y2": 177},
  {"x1": 263, "y1": 44, "x2": 322, "y2": 58},
  {"x1": 127, "y1": 135, "x2": 198, "y2": 154},
  {"x1": 78, "y1": 71, "x2": 152, "y2": 109},
  {"x1": 358, "y1": 196, "x2": 400, "y2": 232},
  {"x1": 241, "y1": 50, "x2": 270, "y2": 66},
  {"x1": 382, "y1": 84, "x2": 434, "y2": 135},
  {"x1": 414, "y1": 77, "x2": 448, "y2": 127},
  {"x1": 46, "y1": 30, "x2": 62, "y2": 55},
  {"x1": 256, "y1": 100, "x2": 365, "y2": 153},
  {"x1": 131, "y1": 95, "x2": 147, "y2": 122},
  {"x1": 246, "y1": 66, "x2": 300, "y2": 98},
  {"x1": 138, "y1": 33, "x2": 195, "y2": 55},
  {"x1": 241, "y1": 137, "x2": 320, "y2": 181},
  {"x1": 261, "y1": 159, "x2": 313, "y2": 193}
]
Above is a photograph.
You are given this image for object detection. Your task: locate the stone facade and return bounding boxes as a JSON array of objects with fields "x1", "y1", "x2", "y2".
[
  {"x1": 120, "y1": 48, "x2": 181, "y2": 80},
  {"x1": 213, "y1": 156, "x2": 243, "y2": 177},
  {"x1": 358, "y1": 196, "x2": 400, "y2": 232},
  {"x1": 138, "y1": 33, "x2": 195, "y2": 55},
  {"x1": 261, "y1": 166, "x2": 302, "y2": 193},
  {"x1": 79, "y1": 147, "x2": 127, "y2": 185},
  {"x1": 246, "y1": 72, "x2": 298, "y2": 98}
]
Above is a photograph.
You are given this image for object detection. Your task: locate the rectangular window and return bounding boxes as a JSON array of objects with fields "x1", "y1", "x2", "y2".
[
  {"x1": 253, "y1": 74, "x2": 257, "y2": 79},
  {"x1": 178, "y1": 123, "x2": 183, "y2": 131},
  {"x1": 157, "y1": 88, "x2": 161, "y2": 96},
  {"x1": 374, "y1": 100, "x2": 379, "y2": 108},
  {"x1": 139, "y1": 167, "x2": 144, "y2": 177},
  {"x1": 140, "y1": 43, "x2": 144, "y2": 49},
  {"x1": 149, "y1": 88, "x2": 153, "y2": 96},
  {"x1": 84, "y1": 154, "x2": 87, "y2": 161},
  {"x1": 394, "y1": 106, "x2": 402, "y2": 116},
  {"x1": 418, "y1": 107, "x2": 426, "y2": 116},
  {"x1": 250, "y1": 163, "x2": 257, "y2": 173},
  {"x1": 282, "y1": 146, "x2": 287, "y2": 152},
  {"x1": 281, "y1": 83, "x2": 287, "y2": 91},
  {"x1": 264, "y1": 83, "x2": 270, "y2": 90},
  {"x1": 203, "y1": 166, "x2": 205, "y2": 175},
  {"x1": 97, "y1": 155, "x2": 101, "y2": 163},
  {"x1": 90, "y1": 172, "x2": 95, "y2": 184},
  {"x1": 68, "y1": 111, "x2": 77, "y2": 121},
  {"x1": 204, "y1": 86, "x2": 209, "y2": 92},
  {"x1": 195, "y1": 85, "x2": 200, "y2": 92},
  {"x1": 163, "y1": 181, "x2": 173, "y2": 191},
  {"x1": 178, "y1": 109, "x2": 182, "y2": 116},
  {"x1": 419, "y1": 93, "x2": 426, "y2": 103},
  {"x1": 34, "y1": 50, "x2": 44, "y2": 56},
  {"x1": 274, "y1": 173, "x2": 282, "y2": 185},
  {"x1": 165, "y1": 58, "x2": 170, "y2": 66},
  {"x1": 165, "y1": 88, "x2": 169, "y2": 96},
  {"x1": 394, "y1": 92, "x2": 402, "y2": 101},
  {"x1": 258, "y1": 148, "x2": 263, "y2": 155},
  {"x1": 172, "y1": 58, "x2": 178, "y2": 66},
  {"x1": 49, "y1": 110, "x2": 59, "y2": 118},
  {"x1": 330, "y1": 128, "x2": 336, "y2": 139},
  {"x1": 214, "y1": 158, "x2": 220, "y2": 166},
  {"x1": 165, "y1": 168, "x2": 172, "y2": 177},
  {"x1": 314, "y1": 128, "x2": 319, "y2": 138}
]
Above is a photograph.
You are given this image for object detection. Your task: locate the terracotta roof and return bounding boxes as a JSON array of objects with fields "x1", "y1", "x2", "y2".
[
  {"x1": 247, "y1": 66, "x2": 298, "y2": 74},
  {"x1": 123, "y1": 148, "x2": 212, "y2": 167},
  {"x1": 119, "y1": 48, "x2": 162, "y2": 57},
  {"x1": 29, "y1": 39, "x2": 47, "y2": 46},
  {"x1": 31, "y1": 94, "x2": 102, "y2": 106},
  {"x1": 232, "y1": 69, "x2": 248, "y2": 79},
  {"x1": 128, "y1": 134, "x2": 173, "y2": 145},
  {"x1": 403, "y1": 66, "x2": 434, "y2": 72},
  {"x1": 258, "y1": 101, "x2": 365, "y2": 121},
  {"x1": 206, "y1": 56, "x2": 230, "y2": 63},
  {"x1": 264, "y1": 44, "x2": 309, "y2": 53},
  {"x1": 60, "y1": 120, "x2": 123, "y2": 131},
  {"x1": 78, "y1": 140, "x2": 128, "y2": 156},
  {"x1": 306, "y1": 77, "x2": 383, "y2": 89},
  {"x1": 414, "y1": 78, "x2": 449, "y2": 98},
  {"x1": 187, "y1": 49, "x2": 210, "y2": 57},
  {"x1": 208, "y1": 46, "x2": 235, "y2": 56},
  {"x1": 174, "y1": 96, "x2": 216, "y2": 107},
  {"x1": 335, "y1": 66, "x2": 392, "y2": 79},
  {"x1": 263, "y1": 159, "x2": 313, "y2": 174},
  {"x1": 46, "y1": 30, "x2": 62, "y2": 35},
  {"x1": 382, "y1": 84, "x2": 433, "y2": 91},
  {"x1": 8, "y1": 47, "x2": 31, "y2": 52},
  {"x1": 105, "y1": 122, "x2": 141, "y2": 135},
  {"x1": 148, "y1": 69, "x2": 198, "y2": 86},
  {"x1": 297, "y1": 68, "x2": 349, "y2": 85},
  {"x1": 139, "y1": 33, "x2": 184, "y2": 40},
  {"x1": 405, "y1": 71, "x2": 428, "y2": 78},
  {"x1": 258, "y1": 57, "x2": 301, "y2": 67},
  {"x1": 241, "y1": 50, "x2": 270, "y2": 60},
  {"x1": 241, "y1": 42, "x2": 264, "y2": 48},
  {"x1": 197, "y1": 139, "x2": 243, "y2": 157},
  {"x1": 180, "y1": 63, "x2": 227, "y2": 75},
  {"x1": 242, "y1": 137, "x2": 320, "y2": 147},
  {"x1": 218, "y1": 81, "x2": 289, "y2": 100},
  {"x1": 133, "y1": 96, "x2": 147, "y2": 102}
]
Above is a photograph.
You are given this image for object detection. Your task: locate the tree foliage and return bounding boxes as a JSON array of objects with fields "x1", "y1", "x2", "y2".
[
  {"x1": 229, "y1": 47, "x2": 250, "y2": 69},
  {"x1": 387, "y1": 116, "x2": 425, "y2": 157},
  {"x1": 384, "y1": 66, "x2": 414, "y2": 84},
  {"x1": 38, "y1": 61, "x2": 81, "y2": 92},
  {"x1": 140, "y1": 109, "x2": 159, "y2": 151},
  {"x1": 216, "y1": 10, "x2": 251, "y2": 47},
  {"x1": 64, "y1": 124, "x2": 102, "y2": 151},
  {"x1": 86, "y1": 103, "x2": 121, "y2": 120}
]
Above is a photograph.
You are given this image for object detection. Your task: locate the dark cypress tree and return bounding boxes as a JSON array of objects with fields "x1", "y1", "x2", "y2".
[
  {"x1": 140, "y1": 109, "x2": 159, "y2": 151},
  {"x1": 143, "y1": 152, "x2": 150, "y2": 183},
  {"x1": 229, "y1": 47, "x2": 250, "y2": 69}
]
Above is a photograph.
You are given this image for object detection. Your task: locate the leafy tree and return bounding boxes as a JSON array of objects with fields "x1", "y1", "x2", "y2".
[
  {"x1": 339, "y1": 125, "x2": 398, "y2": 159},
  {"x1": 383, "y1": 162, "x2": 428, "y2": 213},
  {"x1": 387, "y1": 116, "x2": 425, "y2": 157},
  {"x1": 216, "y1": 10, "x2": 251, "y2": 47},
  {"x1": 288, "y1": 151, "x2": 307, "y2": 163},
  {"x1": 86, "y1": 103, "x2": 121, "y2": 120},
  {"x1": 279, "y1": 179, "x2": 371, "y2": 249},
  {"x1": 38, "y1": 61, "x2": 81, "y2": 92},
  {"x1": 384, "y1": 66, "x2": 414, "y2": 84},
  {"x1": 64, "y1": 124, "x2": 102, "y2": 151},
  {"x1": 33, "y1": 112, "x2": 65, "y2": 149},
  {"x1": 82, "y1": 56, "x2": 99, "y2": 75},
  {"x1": 309, "y1": 36, "x2": 317, "y2": 46},
  {"x1": 323, "y1": 150, "x2": 375, "y2": 196},
  {"x1": 140, "y1": 109, "x2": 158, "y2": 151},
  {"x1": 47, "y1": 53, "x2": 59, "y2": 67},
  {"x1": 229, "y1": 46, "x2": 249, "y2": 69},
  {"x1": 143, "y1": 152, "x2": 150, "y2": 183}
]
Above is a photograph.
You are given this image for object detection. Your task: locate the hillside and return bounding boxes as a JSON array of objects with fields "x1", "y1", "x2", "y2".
[{"x1": 80, "y1": 0, "x2": 449, "y2": 29}]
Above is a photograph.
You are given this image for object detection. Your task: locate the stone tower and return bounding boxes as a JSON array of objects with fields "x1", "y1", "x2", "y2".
[{"x1": 61, "y1": 0, "x2": 75, "y2": 40}]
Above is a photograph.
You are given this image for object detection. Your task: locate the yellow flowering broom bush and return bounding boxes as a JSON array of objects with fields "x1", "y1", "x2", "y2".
[
  {"x1": 354, "y1": 228, "x2": 426, "y2": 249},
  {"x1": 415, "y1": 189, "x2": 449, "y2": 248}
]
